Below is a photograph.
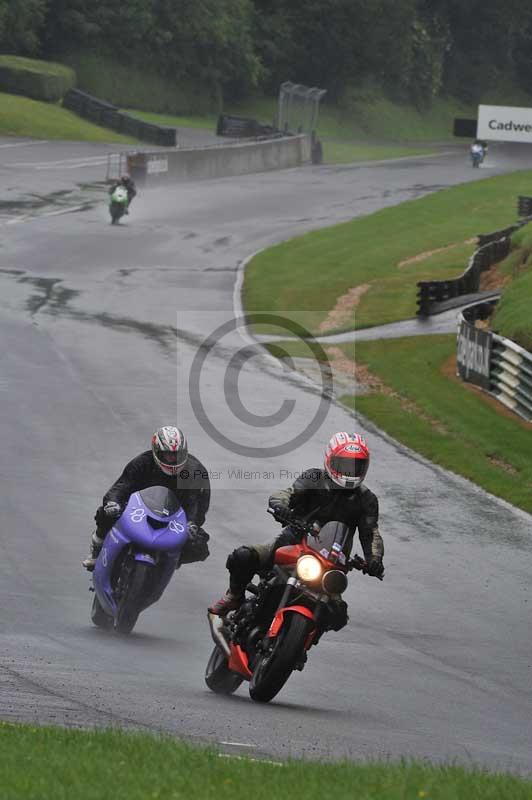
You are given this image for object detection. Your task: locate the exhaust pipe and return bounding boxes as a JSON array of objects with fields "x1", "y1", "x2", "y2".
[{"x1": 207, "y1": 611, "x2": 231, "y2": 658}]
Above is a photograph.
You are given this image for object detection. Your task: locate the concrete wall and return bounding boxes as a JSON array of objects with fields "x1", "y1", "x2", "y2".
[{"x1": 127, "y1": 135, "x2": 311, "y2": 185}]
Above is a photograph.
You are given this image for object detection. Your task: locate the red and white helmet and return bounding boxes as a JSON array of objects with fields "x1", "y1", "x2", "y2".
[
  {"x1": 324, "y1": 432, "x2": 370, "y2": 489},
  {"x1": 151, "y1": 426, "x2": 188, "y2": 477}
]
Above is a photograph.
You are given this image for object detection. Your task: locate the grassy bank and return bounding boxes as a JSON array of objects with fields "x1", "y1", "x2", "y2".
[
  {"x1": 0, "y1": 92, "x2": 136, "y2": 142},
  {"x1": 267, "y1": 335, "x2": 532, "y2": 513},
  {"x1": 244, "y1": 171, "x2": 532, "y2": 334},
  {"x1": 124, "y1": 108, "x2": 435, "y2": 164},
  {"x1": 491, "y1": 225, "x2": 532, "y2": 350},
  {"x1": 2, "y1": 722, "x2": 532, "y2": 800}
]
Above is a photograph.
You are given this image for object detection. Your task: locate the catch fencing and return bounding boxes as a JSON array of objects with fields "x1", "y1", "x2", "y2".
[
  {"x1": 417, "y1": 196, "x2": 532, "y2": 316},
  {"x1": 457, "y1": 301, "x2": 532, "y2": 422},
  {"x1": 63, "y1": 89, "x2": 177, "y2": 147}
]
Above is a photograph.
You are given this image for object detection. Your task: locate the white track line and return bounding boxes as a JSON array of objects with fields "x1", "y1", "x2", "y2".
[
  {"x1": 219, "y1": 741, "x2": 257, "y2": 748},
  {"x1": 0, "y1": 139, "x2": 48, "y2": 149},
  {"x1": 4, "y1": 204, "x2": 89, "y2": 226},
  {"x1": 217, "y1": 753, "x2": 283, "y2": 766}
]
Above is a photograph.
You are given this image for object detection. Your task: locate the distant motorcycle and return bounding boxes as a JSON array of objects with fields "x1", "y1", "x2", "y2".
[
  {"x1": 91, "y1": 486, "x2": 188, "y2": 634},
  {"x1": 109, "y1": 185, "x2": 129, "y2": 224},
  {"x1": 471, "y1": 144, "x2": 485, "y2": 168},
  {"x1": 205, "y1": 510, "x2": 373, "y2": 703}
]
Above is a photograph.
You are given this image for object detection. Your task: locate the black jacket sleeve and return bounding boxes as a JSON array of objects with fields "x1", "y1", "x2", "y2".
[
  {"x1": 103, "y1": 453, "x2": 149, "y2": 509},
  {"x1": 178, "y1": 456, "x2": 211, "y2": 528},
  {"x1": 357, "y1": 486, "x2": 384, "y2": 561}
]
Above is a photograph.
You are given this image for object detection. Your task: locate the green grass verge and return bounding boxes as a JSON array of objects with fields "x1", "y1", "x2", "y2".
[
  {"x1": 266, "y1": 334, "x2": 532, "y2": 511},
  {"x1": 339, "y1": 336, "x2": 532, "y2": 512},
  {"x1": 125, "y1": 108, "x2": 436, "y2": 163},
  {"x1": 0, "y1": 55, "x2": 74, "y2": 79},
  {"x1": 2, "y1": 722, "x2": 532, "y2": 800},
  {"x1": 60, "y1": 50, "x2": 214, "y2": 116},
  {"x1": 0, "y1": 92, "x2": 136, "y2": 142},
  {"x1": 320, "y1": 141, "x2": 435, "y2": 164},
  {"x1": 491, "y1": 225, "x2": 532, "y2": 350},
  {"x1": 244, "y1": 171, "x2": 532, "y2": 334}
]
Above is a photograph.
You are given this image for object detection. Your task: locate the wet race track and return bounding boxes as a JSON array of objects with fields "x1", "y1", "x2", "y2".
[{"x1": 1, "y1": 138, "x2": 531, "y2": 772}]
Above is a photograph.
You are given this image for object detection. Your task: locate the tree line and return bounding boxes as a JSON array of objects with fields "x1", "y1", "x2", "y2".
[{"x1": 1, "y1": 0, "x2": 531, "y2": 107}]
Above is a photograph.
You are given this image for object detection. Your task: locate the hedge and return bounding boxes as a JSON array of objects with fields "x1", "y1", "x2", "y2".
[{"x1": 0, "y1": 56, "x2": 76, "y2": 102}]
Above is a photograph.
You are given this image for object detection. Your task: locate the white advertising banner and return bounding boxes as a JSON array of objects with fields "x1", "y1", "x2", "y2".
[{"x1": 478, "y1": 104, "x2": 532, "y2": 143}]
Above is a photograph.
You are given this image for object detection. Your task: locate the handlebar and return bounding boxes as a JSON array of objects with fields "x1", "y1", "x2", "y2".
[{"x1": 267, "y1": 506, "x2": 314, "y2": 536}]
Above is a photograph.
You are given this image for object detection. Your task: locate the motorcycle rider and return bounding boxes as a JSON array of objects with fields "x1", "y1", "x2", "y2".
[
  {"x1": 83, "y1": 426, "x2": 210, "y2": 570},
  {"x1": 109, "y1": 174, "x2": 137, "y2": 214},
  {"x1": 470, "y1": 139, "x2": 486, "y2": 163},
  {"x1": 209, "y1": 432, "x2": 384, "y2": 628}
]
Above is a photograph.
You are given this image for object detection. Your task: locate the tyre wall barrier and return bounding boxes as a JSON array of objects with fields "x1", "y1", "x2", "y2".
[
  {"x1": 216, "y1": 114, "x2": 278, "y2": 138},
  {"x1": 453, "y1": 117, "x2": 478, "y2": 138},
  {"x1": 457, "y1": 301, "x2": 532, "y2": 422},
  {"x1": 416, "y1": 204, "x2": 531, "y2": 316},
  {"x1": 124, "y1": 134, "x2": 311, "y2": 186},
  {"x1": 63, "y1": 89, "x2": 177, "y2": 147}
]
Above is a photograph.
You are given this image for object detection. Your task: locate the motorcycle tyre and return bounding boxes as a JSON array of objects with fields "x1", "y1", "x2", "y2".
[
  {"x1": 90, "y1": 593, "x2": 113, "y2": 630},
  {"x1": 249, "y1": 613, "x2": 313, "y2": 704},
  {"x1": 205, "y1": 645, "x2": 244, "y2": 695},
  {"x1": 114, "y1": 561, "x2": 151, "y2": 635}
]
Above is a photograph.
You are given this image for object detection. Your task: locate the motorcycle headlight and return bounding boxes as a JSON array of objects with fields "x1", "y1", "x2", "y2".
[
  {"x1": 322, "y1": 569, "x2": 348, "y2": 595},
  {"x1": 297, "y1": 555, "x2": 323, "y2": 583}
]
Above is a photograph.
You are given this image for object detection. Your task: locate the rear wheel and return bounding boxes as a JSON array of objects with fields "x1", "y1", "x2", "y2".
[
  {"x1": 249, "y1": 613, "x2": 313, "y2": 703},
  {"x1": 115, "y1": 561, "x2": 152, "y2": 635},
  {"x1": 205, "y1": 645, "x2": 244, "y2": 695},
  {"x1": 90, "y1": 594, "x2": 113, "y2": 630}
]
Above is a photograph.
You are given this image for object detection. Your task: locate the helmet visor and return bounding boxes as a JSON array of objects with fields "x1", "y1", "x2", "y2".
[
  {"x1": 157, "y1": 450, "x2": 180, "y2": 466},
  {"x1": 330, "y1": 455, "x2": 367, "y2": 478}
]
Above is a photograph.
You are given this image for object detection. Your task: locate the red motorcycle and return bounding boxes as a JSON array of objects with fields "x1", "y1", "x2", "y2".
[{"x1": 205, "y1": 511, "x2": 372, "y2": 703}]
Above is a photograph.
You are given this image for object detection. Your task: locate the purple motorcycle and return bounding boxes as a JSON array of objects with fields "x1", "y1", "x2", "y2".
[{"x1": 90, "y1": 486, "x2": 188, "y2": 634}]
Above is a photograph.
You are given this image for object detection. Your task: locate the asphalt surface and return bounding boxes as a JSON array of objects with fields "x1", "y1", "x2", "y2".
[{"x1": 1, "y1": 138, "x2": 532, "y2": 773}]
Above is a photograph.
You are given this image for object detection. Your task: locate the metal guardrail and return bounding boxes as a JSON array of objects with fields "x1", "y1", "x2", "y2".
[
  {"x1": 490, "y1": 335, "x2": 532, "y2": 421},
  {"x1": 456, "y1": 299, "x2": 532, "y2": 423},
  {"x1": 63, "y1": 89, "x2": 177, "y2": 147},
  {"x1": 417, "y1": 197, "x2": 532, "y2": 316},
  {"x1": 417, "y1": 235, "x2": 514, "y2": 315}
]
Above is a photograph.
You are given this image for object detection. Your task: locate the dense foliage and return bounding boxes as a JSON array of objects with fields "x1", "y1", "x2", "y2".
[{"x1": 1, "y1": 0, "x2": 531, "y2": 106}]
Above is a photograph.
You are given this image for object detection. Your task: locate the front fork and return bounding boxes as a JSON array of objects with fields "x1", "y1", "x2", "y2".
[{"x1": 266, "y1": 577, "x2": 323, "y2": 648}]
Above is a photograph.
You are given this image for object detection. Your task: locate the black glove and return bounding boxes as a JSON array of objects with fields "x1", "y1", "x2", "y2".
[
  {"x1": 103, "y1": 502, "x2": 122, "y2": 520},
  {"x1": 326, "y1": 599, "x2": 349, "y2": 631},
  {"x1": 366, "y1": 557, "x2": 385, "y2": 580},
  {"x1": 181, "y1": 524, "x2": 210, "y2": 564},
  {"x1": 269, "y1": 504, "x2": 291, "y2": 524}
]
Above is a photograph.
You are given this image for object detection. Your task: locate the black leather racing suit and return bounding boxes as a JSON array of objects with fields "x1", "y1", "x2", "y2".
[
  {"x1": 95, "y1": 451, "x2": 210, "y2": 561},
  {"x1": 225, "y1": 469, "x2": 384, "y2": 629}
]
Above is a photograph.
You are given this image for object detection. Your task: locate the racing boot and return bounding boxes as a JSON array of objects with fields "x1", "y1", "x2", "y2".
[
  {"x1": 82, "y1": 531, "x2": 104, "y2": 572},
  {"x1": 208, "y1": 590, "x2": 243, "y2": 617}
]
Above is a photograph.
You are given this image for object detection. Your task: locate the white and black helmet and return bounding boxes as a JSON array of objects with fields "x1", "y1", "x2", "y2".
[{"x1": 152, "y1": 426, "x2": 188, "y2": 476}]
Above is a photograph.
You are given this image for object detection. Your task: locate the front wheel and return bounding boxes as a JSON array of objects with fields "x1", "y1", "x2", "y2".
[
  {"x1": 249, "y1": 613, "x2": 313, "y2": 703},
  {"x1": 115, "y1": 561, "x2": 152, "y2": 634},
  {"x1": 205, "y1": 645, "x2": 244, "y2": 695},
  {"x1": 90, "y1": 594, "x2": 113, "y2": 630}
]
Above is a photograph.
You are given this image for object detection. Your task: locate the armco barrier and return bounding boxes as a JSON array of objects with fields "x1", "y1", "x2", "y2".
[
  {"x1": 456, "y1": 301, "x2": 532, "y2": 422},
  {"x1": 63, "y1": 89, "x2": 177, "y2": 147},
  {"x1": 416, "y1": 209, "x2": 529, "y2": 316},
  {"x1": 518, "y1": 195, "x2": 532, "y2": 218},
  {"x1": 123, "y1": 134, "x2": 310, "y2": 186}
]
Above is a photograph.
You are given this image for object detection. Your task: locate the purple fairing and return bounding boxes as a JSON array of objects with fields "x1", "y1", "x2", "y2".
[{"x1": 93, "y1": 487, "x2": 188, "y2": 618}]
